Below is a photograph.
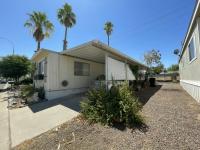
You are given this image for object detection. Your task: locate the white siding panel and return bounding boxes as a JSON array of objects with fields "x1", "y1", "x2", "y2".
[
  {"x1": 107, "y1": 57, "x2": 135, "y2": 80},
  {"x1": 180, "y1": 80, "x2": 200, "y2": 103},
  {"x1": 107, "y1": 57, "x2": 126, "y2": 80},
  {"x1": 47, "y1": 53, "x2": 59, "y2": 90},
  {"x1": 127, "y1": 64, "x2": 136, "y2": 80}
]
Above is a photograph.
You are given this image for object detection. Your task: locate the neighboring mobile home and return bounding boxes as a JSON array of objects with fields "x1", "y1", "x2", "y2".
[
  {"x1": 179, "y1": 0, "x2": 200, "y2": 102},
  {"x1": 32, "y1": 40, "x2": 147, "y2": 100}
]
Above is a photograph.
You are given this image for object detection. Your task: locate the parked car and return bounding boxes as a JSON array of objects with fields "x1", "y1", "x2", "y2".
[
  {"x1": 0, "y1": 80, "x2": 7, "y2": 84},
  {"x1": 8, "y1": 81, "x2": 14, "y2": 84}
]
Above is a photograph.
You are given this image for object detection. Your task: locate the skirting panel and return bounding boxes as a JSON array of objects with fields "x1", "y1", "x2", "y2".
[
  {"x1": 180, "y1": 80, "x2": 200, "y2": 103},
  {"x1": 45, "y1": 87, "x2": 88, "y2": 100}
]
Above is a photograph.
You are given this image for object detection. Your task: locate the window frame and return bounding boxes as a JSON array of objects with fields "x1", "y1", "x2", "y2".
[
  {"x1": 74, "y1": 61, "x2": 90, "y2": 76},
  {"x1": 38, "y1": 59, "x2": 46, "y2": 75},
  {"x1": 188, "y1": 35, "x2": 197, "y2": 64}
]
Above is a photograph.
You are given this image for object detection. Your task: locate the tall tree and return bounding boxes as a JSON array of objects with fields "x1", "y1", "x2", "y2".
[
  {"x1": 57, "y1": 3, "x2": 76, "y2": 50},
  {"x1": 104, "y1": 21, "x2": 113, "y2": 46},
  {"x1": 144, "y1": 49, "x2": 162, "y2": 75},
  {"x1": 144, "y1": 49, "x2": 161, "y2": 68},
  {"x1": 0, "y1": 55, "x2": 31, "y2": 82},
  {"x1": 24, "y1": 11, "x2": 54, "y2": 51}
]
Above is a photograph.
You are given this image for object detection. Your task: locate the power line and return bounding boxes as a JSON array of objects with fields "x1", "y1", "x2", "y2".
[
  {"x1": 0, "y1": 37, "x2": 15, "y2": 55},
  {"x1": 130, "y1": 3, "x2": 192, "y2": 33}
]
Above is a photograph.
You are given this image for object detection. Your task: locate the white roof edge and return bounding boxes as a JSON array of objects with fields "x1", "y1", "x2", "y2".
[
  {"x1": 179, "y1": 0, "x2": 200, "y2": 62},
  {"x1": 61, "y1": 41, "x2": 94, "y2": 53},
  {"x1": 31, "y1": 48, "x2": 59, "y2": 60}
]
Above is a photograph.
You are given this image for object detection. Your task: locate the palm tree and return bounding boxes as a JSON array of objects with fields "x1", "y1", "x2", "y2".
[
  {"x1": 24, "y1": 11, "x2": 54, "y2": 51},
  {"x1": 104, "y1": 21, "x2": 113, "y2": 46},
  {"x1": 57, "y1": 3, "x2": 76, "y2": 50}
]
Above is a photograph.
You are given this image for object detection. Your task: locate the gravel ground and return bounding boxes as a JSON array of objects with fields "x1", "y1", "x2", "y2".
[{"x1": 13, "y1": 83, "x2": 200, "y2": 150}]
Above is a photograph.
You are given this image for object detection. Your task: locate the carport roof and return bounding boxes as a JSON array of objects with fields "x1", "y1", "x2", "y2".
[
  {"x1": 32, "y1": 40, "x2": 148, "y2": 69},
  {"x1": 61, "y1": 40, "x2": 148, "y2": 69}
]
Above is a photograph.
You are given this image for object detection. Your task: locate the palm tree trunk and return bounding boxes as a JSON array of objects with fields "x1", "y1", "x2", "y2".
[
  {"x1": 108, "y1": 35, "x2": 110, "y2": 46},
  {"x1": 37, "y1": 41, "x2": 40, "y2": 51},
  {"x1": 63, "y1": 27, "x2": 68, "y2": 50}
]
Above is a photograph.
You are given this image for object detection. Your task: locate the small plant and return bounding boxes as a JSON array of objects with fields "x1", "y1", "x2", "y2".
[
  {"x1": 20, "y1": 85, "x2": 35, "y2": 99},
  {"x1": 81, "y1": 82, "x2": 144, "y2": 127},
  {"x1": 20, "y1": 78, "x2": 33, "y2": 85},
  {"x1": 37, "y1": 87, "x2": 45, "y2": 99}
]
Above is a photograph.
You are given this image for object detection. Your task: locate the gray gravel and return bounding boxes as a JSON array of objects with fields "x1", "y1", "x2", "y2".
[{"x1": 13, "y1": 83, "x2": 200, "y2": 150}]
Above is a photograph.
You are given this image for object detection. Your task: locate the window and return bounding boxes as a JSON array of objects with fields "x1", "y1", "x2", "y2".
[
  {"x1": 38, "y1": 60, "x2": 45, "y2": 75},
  {"x1": 74, "y1": 62, "x2": 90, "y2": 76},
  {"x1": 188, "y1": 37, "x2": 196, "y2": 62}
]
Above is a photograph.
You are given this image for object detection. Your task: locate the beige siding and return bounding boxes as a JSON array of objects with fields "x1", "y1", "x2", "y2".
[
  {"x1": 107, "y1": 57, "x2": 135, "y2": 80},
  {"x1": 45, "y1": 53, "x2": 104, "y2": 99},
  {"x1": 179, "y1": 21, "x2": 200, "y2": 81},
  {"x1": 179, "y1": 19, "x2": 200, "y2": 102},
  {"x1": 46, "y1": 53, "x2": 60, "y2": 90}
]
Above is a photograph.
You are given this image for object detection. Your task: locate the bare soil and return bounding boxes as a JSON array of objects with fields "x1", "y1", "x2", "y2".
[{"x1": 13, "y1": 83, "x2": 200, "y2": 150}]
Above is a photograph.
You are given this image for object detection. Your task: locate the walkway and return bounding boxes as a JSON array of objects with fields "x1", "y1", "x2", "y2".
[{"x1": 0, "y1": 92, "x2": 82, "y2": 149}]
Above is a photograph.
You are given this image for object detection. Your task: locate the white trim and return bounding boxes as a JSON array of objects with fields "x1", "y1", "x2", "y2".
[
  {"x1": 188, "y1": 33, "x2": 197, "y2": 64},
  {"x1": 189, "y1": 57, "x2": 197, "y2": 64},
  {"x1": 180, "y1": 80, "x2": 200, "y2": 87},
  {"x1": 31, "y1": 49, "x2": 59, "y2": 60}
]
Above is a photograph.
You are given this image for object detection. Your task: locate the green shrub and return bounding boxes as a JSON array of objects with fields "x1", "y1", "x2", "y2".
[
  {"x1": 81, "y1": 82, "x2": 144, "y2": 127},
  {"x1": 20, "y1": 78, "x2": 33, "y2": 85},
  {"x1": 20, "y1": 85, "x2": 35, "y2": 99}
]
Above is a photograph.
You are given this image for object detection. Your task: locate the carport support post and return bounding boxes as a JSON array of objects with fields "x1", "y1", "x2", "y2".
[
  {"x1": 125, "y1": 60, "x2": 129, "y2": 85},
  {"x1": 105, "y1": 53, "x2": 109, "y2": 90},
  {"x1": 125, "y1": 60, "x2": 128, "y2": 81}
]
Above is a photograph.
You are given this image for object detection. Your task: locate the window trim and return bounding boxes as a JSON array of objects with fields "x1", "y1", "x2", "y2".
[
  {"x1": 74, "y1": 61, "x2": 90, "y2": 76},
  {"x1": 188, "y1": 35, "x2": 197, "y2": 64},
  {"x1": 38, "y1": 58, "x2": 46, "y2": 75}
]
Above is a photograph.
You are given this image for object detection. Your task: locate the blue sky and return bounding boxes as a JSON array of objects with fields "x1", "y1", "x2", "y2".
[{"x1": 0, "y1": 0, "x2": 196, "y2": 68}]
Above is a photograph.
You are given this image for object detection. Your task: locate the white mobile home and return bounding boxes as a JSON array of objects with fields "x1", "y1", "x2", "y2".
[
  {"x1": 32, "y1": 40, "x2": 147, "y2": 100},
  {"x1": 179, "y1": 0, "x2": 200, "y2": 102}
]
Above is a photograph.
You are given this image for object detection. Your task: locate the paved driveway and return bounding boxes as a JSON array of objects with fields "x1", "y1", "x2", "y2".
[
  {"x1": 0, "y1": 92, "x2": 10, "y2": 150},
  {"x1": 0, "y1": 83, "x2": 11, "y2": 90},
  {"x1": 0, "y1": 93, "x2": 83, "y2": 149}
]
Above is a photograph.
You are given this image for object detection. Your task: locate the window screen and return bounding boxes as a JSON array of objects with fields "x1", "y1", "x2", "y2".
[
  {"x1": 188, "y1": 38, "x2": 196, "y2": 61},
  {"x1": 38, "y1": 60, "x2": 45, "y2": 74},
  {"x1": 74, "y1": 62, "x2": 90, "y2": 76}
]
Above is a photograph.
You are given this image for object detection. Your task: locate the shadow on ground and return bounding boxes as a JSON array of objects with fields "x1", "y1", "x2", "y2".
[
  {"x1": 136, "y1": 84, "x2": 162, "y2": 105},
  {"x1": 112, "y1": 121, "x2": 149, "y2": 133},
  {"x1": 28, "y1": 93, "x2": 85, "y2": 113}
]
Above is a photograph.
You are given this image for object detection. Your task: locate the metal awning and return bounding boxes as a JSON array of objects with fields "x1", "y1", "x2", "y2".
[{"x1": 61, "y1": 40, "x2": 148, "y2": 69}]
